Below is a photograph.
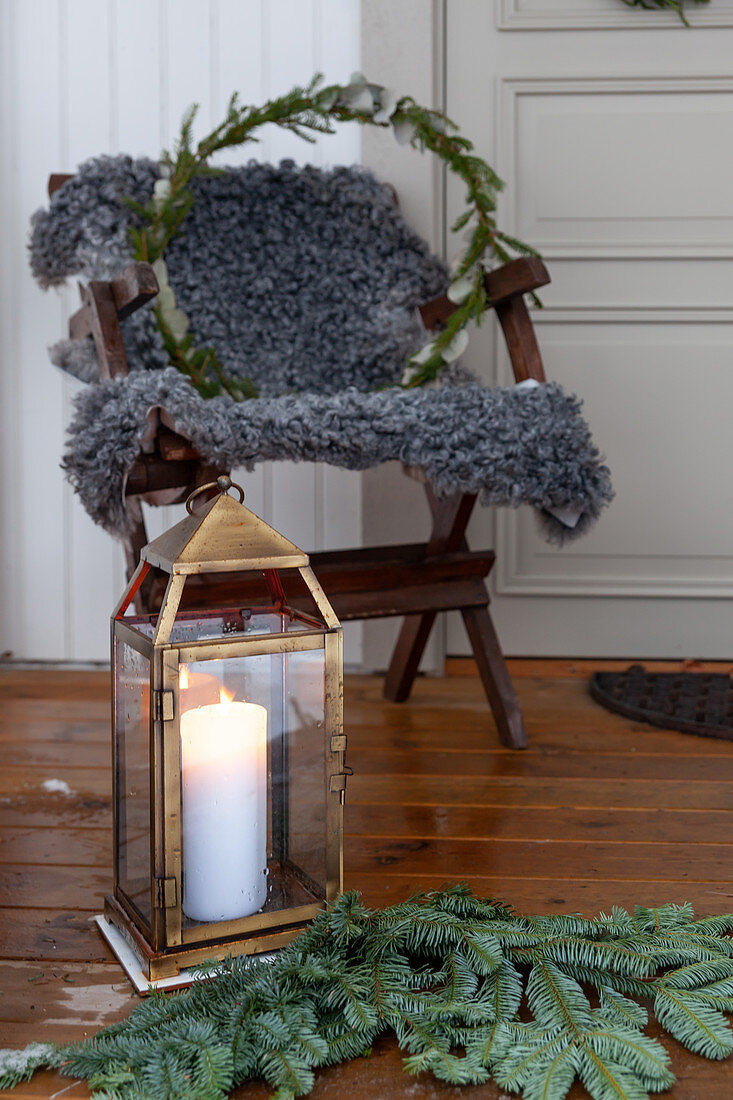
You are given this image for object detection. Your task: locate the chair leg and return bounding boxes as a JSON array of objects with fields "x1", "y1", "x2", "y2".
[
  {"x1": 383, "y1": 481, "x2": 527, "y2": 748},
  {"x1": 123, "y1": 496, "x2": 151, "y2": 614},
  {"x1": 462, "y1": 606, "x2": 528, "y2": 749},
  {"x1": 384, "y1": 611, "x2": 438, "y2": 702},
  {"x1": 384, "y1": 488, "x2": 476, "y2": 703}
]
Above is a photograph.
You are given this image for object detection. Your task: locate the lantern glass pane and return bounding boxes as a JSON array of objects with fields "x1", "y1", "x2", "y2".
[
  {"x1": 177, "y1": 645, "x2": 327, "y2": 931},
  {"x1": 113, "y1": 637, "x2": 151, "y2": 928},
  {"x1": 281, "y1": 647, "x2": 328, "y2": 895}
]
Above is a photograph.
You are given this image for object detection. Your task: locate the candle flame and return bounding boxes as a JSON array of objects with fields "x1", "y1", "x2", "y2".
[
  {"x1": 219, "y1": 686, "x2": 235, "y2": 713},
  {"x1": 179, "y1": 667, "x2": 189, "y2": 690}
]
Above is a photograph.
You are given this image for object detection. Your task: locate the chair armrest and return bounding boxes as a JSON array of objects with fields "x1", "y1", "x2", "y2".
[
  {"x1": 419, "y1": 257, "x2": 549, "y2": 329},
  {"x1": 419, "y1": 257, "x2": 550, "y2": 384},
  {"x1": 68, "y1": 262, "x2": 159, "y2": 380},
  {"x1": 48, "y1": 173, "x2": 74, "y2": 197},
  {"x1": 109, "y1": 262, "x2": 160, "y2": 319},
  {"x1": 47, "y1": 173, "x2": 160, "y2": 376}
]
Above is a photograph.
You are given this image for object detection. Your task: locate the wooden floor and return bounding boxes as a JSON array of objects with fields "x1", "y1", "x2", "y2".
[{"x1": 1, "y1": 663, "x2": 732, "y2": 1098}]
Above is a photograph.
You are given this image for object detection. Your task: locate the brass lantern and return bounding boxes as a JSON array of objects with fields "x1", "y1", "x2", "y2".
[{"x1": 103, "y1": 477, "x2": 346, "y2": 983}]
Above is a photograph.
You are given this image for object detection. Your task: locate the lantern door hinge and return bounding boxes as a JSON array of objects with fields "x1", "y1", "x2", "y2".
[
  {"x1": 154, "y1": 689, "x2": 175, "y2": 723},
  {"x1": 329, "y1": 767, "x2": 353, "y2": 805},
  {"x1": 155, "y1": 876, "x2": 178, "y2": 909},
  {"x1": 330, "y1": 734, "x2": 347, "y2": 753}
]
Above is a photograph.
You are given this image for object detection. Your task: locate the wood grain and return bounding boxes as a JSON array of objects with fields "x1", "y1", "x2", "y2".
[
  {"x1": 347, "y1": 746, "x2": 731, "y2": 781},
  {"x1": 0, "y1": 828, "x2": 109, "y2": 868},
  {"x1": 344, "y1": 836, "x2": 732, "y2": 882},
  {"x1": 1, "y1": 666, "x2": 732, "y2": 1099},
  {"x1": 345, "y1": 803, "x2": 733, "y2": 844},
  {"x1": 349, "y1": 774, "x2": 733, "y2": 810},
  {"x1": 347, "y1": 874, "x2": 733, "y2": 915}
]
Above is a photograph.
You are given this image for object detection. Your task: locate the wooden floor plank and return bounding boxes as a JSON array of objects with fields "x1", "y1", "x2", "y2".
[
  {"x1": 450, "y1": 656, "x2": 733, "y2": 678},
  {"x1": 0, "y1": 961, "x2": 137, "y2": 1031},
  {"x1": 0, "y1": 867, "x2": 109, "y2": 910},
  {"x1": 6, "y1": 826, "x2": 732, "y2": 881},
  {"x1": 0, "y1": 910, "x2": 112, "y2": 962},
  {"x1": 0, "y1": 742, "x2": 109, "y2": 766},
  {"x1": 347, "y1": 746, "x2": 733, "y2": 782},
  {"x1": 347, "y1": 716, "x2": 733, "y2": 756},
  {"x1": 345, "y1": 804, "x2": 733, "y2": 844},
  {"x1": 0, "y1": 722, "x2": 108, "y2": 745},
  {"x1": 0, "y1": 799, "x2": 110, "y2": 831},
  {"x1": 0, "y1": 1070, "x2": 92, "y2": 1099},
  {"x1": 11, "y1": 734, "x2": 730, "y2": 770},
  {"x1": 1, "y1": 666, "x2": 732, "y2": 1100},
  {"x1": 345, "y1": 836, "x2": 732, "y2": 881},
  {"x1": 349, "y1": 774, "x2": 733, "y2": 810},
  {"x1": 9, "y1": 740, "x2": 733, "y2": 778},
  {"x1": 0, "y1": 768, "x2": 110, "y2": 798},
  {"x1": 348, "y1": 874, "x2": 733, "y2": 915},
  {"x1": 0, "y1": 671, "x2": 108, "y2": 700},
  {"x1": 0, "y1": 828, "x2": 109, "y2": 868}
]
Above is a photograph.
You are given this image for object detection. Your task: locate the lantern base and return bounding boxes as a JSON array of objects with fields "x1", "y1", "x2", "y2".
[
  {"x1": 100, "y1": 893, "x2": 303, "y2": 987},
  {"x1": 94, "y1": 915, "x2": 212, "y2": 994}
]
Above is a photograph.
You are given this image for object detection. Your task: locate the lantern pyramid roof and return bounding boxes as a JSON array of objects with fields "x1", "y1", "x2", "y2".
[{"x1": 141, "y1": 491, "x2": 309, "y2": 574}]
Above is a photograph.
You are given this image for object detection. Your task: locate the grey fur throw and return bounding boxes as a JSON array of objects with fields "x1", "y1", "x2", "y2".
[
  {"x1": 29, "y1": 156, "x2": 613, "y2": 544},
  {"x1": 30, "y1": 156, "x2": 447, "y2": 395}
]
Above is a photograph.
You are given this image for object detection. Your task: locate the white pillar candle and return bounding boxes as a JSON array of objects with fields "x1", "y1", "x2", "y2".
[{"x1": 180, "y1": 691, "x2": 268, "y2": 922}]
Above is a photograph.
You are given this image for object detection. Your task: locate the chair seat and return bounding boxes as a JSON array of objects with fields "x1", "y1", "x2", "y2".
[{"x1": 63, "y1": 365, "x2": 612, "y2": 546}]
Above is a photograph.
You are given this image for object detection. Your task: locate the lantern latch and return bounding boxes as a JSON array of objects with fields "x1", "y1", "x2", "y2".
[
  {"x1": 154, "y1": 689, "x2": 175, "y2": 723},
  {"x1": 330, "y1": 734, "x2": 347, "y2": 753},
  {"x1": 155, "y1": 876, "x2": 178, "y2": 909},
  {"x1": 329, "y1": 767, "x2": 353, "y2": 805}
]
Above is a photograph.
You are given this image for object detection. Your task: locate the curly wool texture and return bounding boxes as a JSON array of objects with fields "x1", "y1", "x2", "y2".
[
  {"x1": 63, "y1": 368, "x2": 612, "y2": 545},
  {"x1": 30, "y1": 155, "x2": 613, "y2": 543},
  {"x1": 30, "y1": 155, "x2": 448, "y2": 395}
]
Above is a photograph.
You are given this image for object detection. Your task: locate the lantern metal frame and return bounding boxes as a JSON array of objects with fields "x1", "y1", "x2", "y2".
[{"x1": 104, "y1": 477, "x2": 346, "y2": 982}]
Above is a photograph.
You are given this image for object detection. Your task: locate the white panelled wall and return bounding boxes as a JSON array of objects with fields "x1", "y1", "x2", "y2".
[{"x1": 0, "y1": 0, "x2": 363, "y2": 664}]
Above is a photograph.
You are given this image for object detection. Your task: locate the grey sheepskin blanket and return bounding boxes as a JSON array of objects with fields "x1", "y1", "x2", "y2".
[{"x1": 29, "y1": 155, "x2": 613, "y2": 543}]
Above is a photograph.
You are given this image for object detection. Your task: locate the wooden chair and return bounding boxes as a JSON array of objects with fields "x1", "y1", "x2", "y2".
[{"x1": 48, "y1": 173, "x2": 550, "y2": 751}]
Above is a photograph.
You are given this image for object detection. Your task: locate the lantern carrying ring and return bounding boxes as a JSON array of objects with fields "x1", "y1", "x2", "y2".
[{"x1": 186, "y1": 476, "x2": 245, "y2": 514}]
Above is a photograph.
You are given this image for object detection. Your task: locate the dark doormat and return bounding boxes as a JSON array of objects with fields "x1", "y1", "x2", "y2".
[{"x1": 590, "y1": 664, "x2": 733, "y2": 742}]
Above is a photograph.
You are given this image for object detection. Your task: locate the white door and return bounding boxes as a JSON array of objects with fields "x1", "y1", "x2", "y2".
[{"x1": 442, "y1": 0, "x2": 733, "y2": 657}]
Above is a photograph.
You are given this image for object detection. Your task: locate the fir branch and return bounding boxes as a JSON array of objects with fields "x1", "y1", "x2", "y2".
[{"x1": 3, "y1": 887, "x2": 733, "y2": 1099}]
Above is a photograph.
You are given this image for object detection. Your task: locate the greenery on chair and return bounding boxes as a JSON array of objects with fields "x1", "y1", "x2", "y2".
[
  {"x1": 2, "y1": 885, "x2": 732, "y2": 1099},
  {"x1": 123, "y1": 74, "x2": 540, "y2": 401},
  {"x1": 620, "y1": 0, "x2": 709, "y2": 24}
]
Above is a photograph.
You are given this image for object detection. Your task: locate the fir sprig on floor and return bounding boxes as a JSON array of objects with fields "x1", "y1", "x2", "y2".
[{"x1": 2, "y1": 887, "x2": 733, "y2": 1099}]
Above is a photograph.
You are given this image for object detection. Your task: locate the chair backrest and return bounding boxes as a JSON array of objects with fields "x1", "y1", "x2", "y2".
[{"x1": 31, "y1": 156, "x2": 449, "y2": 396}]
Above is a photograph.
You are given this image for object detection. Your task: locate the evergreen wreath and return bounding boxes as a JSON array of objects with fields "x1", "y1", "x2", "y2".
[
  {"x1": 2, "y1": 885, "x2": 733, "y2": 1100},
  {"x1": 123, "y1": 73, "x2": 540, "y2": 401},
  {"x1": 620, "y1": 0, "x2": 708, "y2": 24}
]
